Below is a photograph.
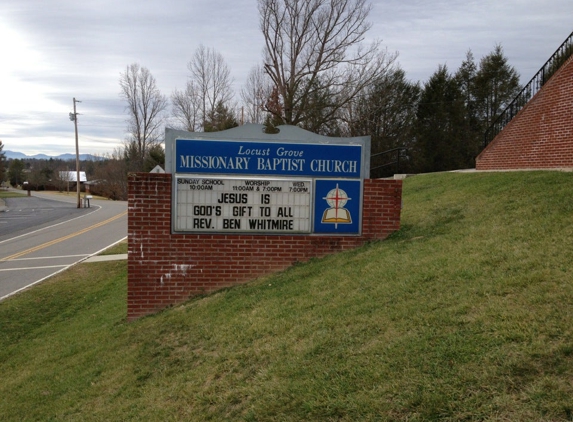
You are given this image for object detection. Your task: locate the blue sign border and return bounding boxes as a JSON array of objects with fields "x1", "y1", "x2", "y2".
[{"x1": 175, "y1": 139, "x2": 362, "y2": 178}]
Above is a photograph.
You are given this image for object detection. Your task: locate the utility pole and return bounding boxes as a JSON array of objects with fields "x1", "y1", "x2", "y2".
[{"x1": 69, "y1": 98, "x2": 82, "y2": 208}]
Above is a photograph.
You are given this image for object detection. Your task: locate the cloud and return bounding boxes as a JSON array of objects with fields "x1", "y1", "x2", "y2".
[{"x1": 1, "y1": 0, "x2": 571, "y2": 155}]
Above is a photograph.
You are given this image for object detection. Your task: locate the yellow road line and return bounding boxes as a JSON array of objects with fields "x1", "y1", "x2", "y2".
[{"x1": 0, "y1": 211, "x2": 127, "y2": 262}]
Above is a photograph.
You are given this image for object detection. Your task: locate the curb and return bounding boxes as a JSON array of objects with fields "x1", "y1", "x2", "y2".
[{"x1": 84, "y1": 254, "x2": 128, "y2": 263}]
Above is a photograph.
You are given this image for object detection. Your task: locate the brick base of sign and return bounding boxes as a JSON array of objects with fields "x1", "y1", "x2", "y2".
[
  {"x1": 476, "y1": 55, "x2": 573, "y2": 170},
  {"x1": 127, "y1": 173, "x2": 402, "y2": 320}
]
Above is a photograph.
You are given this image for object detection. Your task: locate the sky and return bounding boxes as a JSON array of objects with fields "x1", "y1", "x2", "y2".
[{"x1": 1, "y1": 0, "x2": 571, "y2": 157}]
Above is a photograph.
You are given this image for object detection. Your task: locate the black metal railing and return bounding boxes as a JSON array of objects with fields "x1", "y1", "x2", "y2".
[
  {"x1": 484, "y1": 30, "x2": 573, "y2": 146},
  {"x1": 370, "y1": 147, "x2": 407, "y2": 178}
]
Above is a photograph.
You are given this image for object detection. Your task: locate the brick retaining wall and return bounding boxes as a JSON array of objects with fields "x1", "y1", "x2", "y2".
[
  {"x1": 127, "y1": 173, "x2": 402, "y2": 320},
  {"x1": 476, "y1": 56, "x2": 573, "y2": 170}
]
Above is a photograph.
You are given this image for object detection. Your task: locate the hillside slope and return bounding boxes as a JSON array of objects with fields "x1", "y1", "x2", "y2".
[{"x1": 1, "y1": 171, "x2": 572, "y2": 421}]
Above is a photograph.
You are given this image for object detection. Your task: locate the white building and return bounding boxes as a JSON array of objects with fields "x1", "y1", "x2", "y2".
[{"x1": 59, "y1": 171, "x2": 87, "y2": 182}]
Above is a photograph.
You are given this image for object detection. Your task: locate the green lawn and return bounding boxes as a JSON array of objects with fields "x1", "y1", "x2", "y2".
[
  {"x1": 99, "y1": 239, "x2": 128, "y2": 255},
  {"x1": 1, "y1": 171, "x2": 572, "y2": 421},
  {"x1": 0, "y1": 189, "x2": 26, "y2": 198}
]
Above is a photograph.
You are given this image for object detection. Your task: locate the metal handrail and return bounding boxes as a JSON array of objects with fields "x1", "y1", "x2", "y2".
[
  {"x1": 484, "y1": 30, "x2": 573, "y2": 146},
  {"x1": 370, "y1": 147, "x2": 407, "y2": 177}
]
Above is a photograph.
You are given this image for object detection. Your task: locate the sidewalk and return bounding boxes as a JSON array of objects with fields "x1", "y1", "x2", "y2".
[{"x1": 84, "y1": 254, "x2": 127, "y2": 263}]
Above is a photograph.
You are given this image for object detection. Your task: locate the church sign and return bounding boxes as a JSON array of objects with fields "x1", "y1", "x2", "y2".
[{"x1": 166, "y1": 125, "x2": 369, "y2": 235}]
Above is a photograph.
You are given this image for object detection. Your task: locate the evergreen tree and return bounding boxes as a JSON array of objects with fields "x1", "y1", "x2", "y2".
[
  {"x1": 455, "y1": 50, "x2": 482, "y2": 165},
  {"x1": 0, "y1": 140, "x2": 6, "y2": 184},
  {"x1": 143, "y1": 144, "x2": 165, "y2": 172},
  {"x1": 203, "y1": 101, "x2": 238, "y2": 132},
  {"x1": 474, "y1": 45, "x2": 521, "y2": 130},
  {"x1": 8, "y1": 159, "x2": 25, "y2": 187},
  {"x1": 456, "y1": 50, "x2": 478, "y2": 124},
  {"x1": 414, "y1": 65, "x2": 468, "y2": 172}
]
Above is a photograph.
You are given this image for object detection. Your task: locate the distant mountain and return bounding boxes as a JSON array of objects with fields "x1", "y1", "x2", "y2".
[
  {"x1": 4, "y1": 151, "x2": 27, "y2": 159},
  {"x1": 4, "y1": 150, "x2": 103, "y2": 161}
]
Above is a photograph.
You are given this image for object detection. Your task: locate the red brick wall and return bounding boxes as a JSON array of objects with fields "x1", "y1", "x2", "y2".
[
  {"x1": 127, "y1": 173, "x2": 402, "y2": 320},
  {"x1": 476, "y1": 55, "x2": 573, "y2": 170}
]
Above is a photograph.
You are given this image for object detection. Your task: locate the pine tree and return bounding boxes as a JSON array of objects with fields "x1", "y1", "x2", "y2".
[
  {"x1": 8, "y1": 159, "x2": 25, "y2": 187},
  {"x1": 203, "y1": 101, "x2": 238, "y2": 133},
  {"x1": 474, "y1": 45, "x2": 521, "y2": 130},
  {"x1": 455, "y1": 50, "x2": 482, "y2": 165},
  {"x1": 0, "y1": 140, "x2": 6, "y2": 184},
  {"x1": 415, "y1": 65, "x2": 467, "y2": 172}
]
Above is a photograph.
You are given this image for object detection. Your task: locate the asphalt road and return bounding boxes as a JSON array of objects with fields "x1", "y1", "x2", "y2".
[{"x1": 0, "y1": 191, "x2": 127, "y2": 300}]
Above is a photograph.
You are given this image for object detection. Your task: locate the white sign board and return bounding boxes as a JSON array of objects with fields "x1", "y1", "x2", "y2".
[{"x1": 175, "y1": 176, "x2": 312, "y2": 233}]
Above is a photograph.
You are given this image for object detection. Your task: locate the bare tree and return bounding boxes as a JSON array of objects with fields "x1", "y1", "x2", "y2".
[
  {"x1": 258, "y1": 0, "x2": 397, "y2": 134},
  {"x1": 54, "y1": 167, "x2": 71, "y2": 192},
  {"x1": 193, "y1": 45, "x2": 234, "y2": 122},
  {"x1": 240, "y1": 65, "x2": 271, "y2": 124},
  {"x1": 173, "y1": 45, "x2": 235, "y2": 131},
  {"x1": 119, "y1": 63, "x2": 167, "y2": 171},
  {"x1": 92, "y1": 148, "x2": 129, "y2": 200},
  {"x1": 347, "y1": 67, "x2": 420, "y2": 148},
  {"x1": 171, "y1": 80, "x2": 202, "y2": 131}
]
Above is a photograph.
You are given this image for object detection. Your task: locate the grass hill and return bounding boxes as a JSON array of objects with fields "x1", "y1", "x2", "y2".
[{"x1": 1, "y1": 171, "x2": 572, "y2": 421}]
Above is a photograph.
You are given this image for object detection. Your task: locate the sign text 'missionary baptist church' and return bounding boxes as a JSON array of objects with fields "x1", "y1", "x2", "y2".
[{"x1": 166, "y1": 125, "x2": 370, "y2": 235}]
